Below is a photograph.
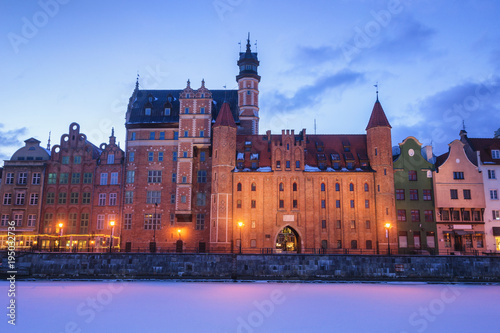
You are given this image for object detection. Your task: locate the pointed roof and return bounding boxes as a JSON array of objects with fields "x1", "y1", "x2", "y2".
[
  {"x1": 214, "y1": 102, "x2": 236, "y2": 128},
  {"x1": 366, "y1": 99, "x2": 391, "y2": 130}
]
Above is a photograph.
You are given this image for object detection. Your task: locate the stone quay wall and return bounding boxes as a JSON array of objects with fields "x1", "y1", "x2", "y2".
[{"x1": 1, "y1": 252, "x2": 499, "y2": 282}]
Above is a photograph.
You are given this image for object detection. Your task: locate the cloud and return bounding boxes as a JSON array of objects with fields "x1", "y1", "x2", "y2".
[
  {"x1": 262, "y1": 69, "x2": 365, "y2": 114},
  {"x1": 0, "y1": 124, "x2": 27, "y2": 161},
  {"x1": 392, "y1": 75, "x2": 500, "y2": 153}
]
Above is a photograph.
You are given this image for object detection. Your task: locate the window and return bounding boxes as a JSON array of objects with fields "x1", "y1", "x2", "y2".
[
  {"x1": 15, "y1": 193, "x2": 26, "y2": 205},
  {"x1": 336, "y1": 220, "x2": 341, "y2": 229},
  {"x1": 423, "y1": 189, "x2": 432, "y2": 201},
  {"x1": 237, "y1": 183, "x2": 242, "y2": 191},
  {"x1": 173, "y1": 151, "x2": 178, "y2": 161},
  {"x1": 279, "y1": 183, "x2": 284, "y2": 191},
  {"x1": 408, "y1": 170, "x2": 417, "y2": 181},
  {"x1": 174, "y1": 131, "x2": 178, "y2": 140},
  {"x1": 185, "y1": 107, "x2": 189, "y2": 114},
  {"x1": 365, "y1": 200, "x2": 369, "y2": 208},
  {"x1": 200, "y1": 152, "x2": 205, "y2": 162},
  {"x1": 145, "y1": 108, "x2": 151, "y2": 116},
  {"x1": 5, "y1": 173, "x2": 14, "y2": 184},
  {"x1": 493, "y1": 210, "x2": 500, "y2": 220},
  {"x1": 349, "y1": 183, "x2": 354, "y2": 191},
  {"x1": 350, "y1": 220, "x2": 356, "y2": 229},
  {"x1": 463, "y1": 189, "x2": 471, "y2": 200},
  {"x1": 27, "y1": 214, "x2": 36, "y2": 227},
  {"x1": 164, "y1": 107, "x2": 171, "y2": 116},
  {"x1": 399, "y1": 231, "x2": 408, "y2": 248},
  {"x1": 109, "y1": 172, "x2": 118, "y2": 185},
  {"x1": 171, "y1": 194, "x2": 175, "y2": 204},
  {"x1": 292, "y1": 200, "x2": 298, "y2": 208},
  {"x1": 58, "y1": 192, "x2": 66, "y2": 204},
  {"x1": 182, "y1": 176, "x2": 187, "y2": 183},
  {"x1": 196, "y1": 193, "x2": 206, "y2": 206},
  {"x1": 199, "y1": 130, "x2": 204, "y2": 138},
  {"x1": 144, "y1": 213, "x2": 161, "y2": 230},
  {"x1": 146, "y1": 191, "x2": 161, "y2": 204},
  {"x1": 488, "y1": 170, "x2": 496, "y2": 179},
  {"x1": 440, "y1": 210, "x2": 450, "y2": 221},
  {"x1": 292, "y1": 183, "x2": 297, "y2": 192},
  {"x1": 100, "y1": 173, "x2": 108, "y2": 185},
  {"x1": 397, "y1": 209, "x2": 406, "y2": 222},
  {"x1": 450, "y1": 189, "x2": 458, "y2": 199},
  {"x1": 321, "y1": 200, "x2": 326, "y2": 208},
  {"x1": 286, "y1": 161, "x2": 290, "y2": 168},
  {"x1": 365, "y1": 220, "x2": 371, "y2": 229},
  {"x1": 279, "y1": 200, "x2": 284, "y2": 208},
  {"x1": 159, "y1": 132, "x2": 165, "y2": 140},
  {"x1": 125, "y1": 191, "x2": 133, "y2": 204},
  {"x1": 1, "y1": 215, "x2": 9, "y2": 226},
  {"x1": 198, "y1": 170, "x2": 207, "y2": 183},
  {"x1": 98, "y1": 193, "x2": 106, "y2": 206},
  {"x1": 336, "y1": 200, "x2": 340, "y2": 208},
  {"x1": 16, "y1": 172, "x2": 27, "y2": 185},
  {"x1": 409, "y1": 189, "x2": 418, "y2": 200},
  {"x1": 126, "y1": 171, "x2": 135, "y2": 183},
  {"x1": 149, "y1": 132, "x2": 155, "y2": 140},
  {"x1": 83, "y1": 173, "x2": 93, "y2": 184},
  {"x1": 491, "y1": 189, "x2": 499, "y2": 200},
  {"x1": 364, "y1": 183, "x2": 369, "y2": 192},
  {"x1": 453, "y1": 171, "x2": 464, "y2": 180},
  {"x1": 251, "y1": 183, "x2": 256, "y2": 191},
  {"x1": 366, "y1": 240, "x2": 373, "y2": 250},
  {"x1": 492, "y1": 150, "x2": 500, "y2": 159},
  {"x1": 336, "y1": 240, "x2": 342, "y2": 249},
  {"x1": 32, "y1": 173, "x2": 41, "y2": 185},
  {"x1": 170, "y1": 214, "x2": 175, "y2": 225},
  {"x1": 97, "y1": 215, "x2": 105, "y2": 230},
  {"x1": 424, "y1": 210, "x2": 434, "y2": 222},
  {"x1": 183, "y1": 152, "x2": 188, "y2": 158},
  {"x1": 107, "y1": 154, "x2": 115, "y2": 164},
  {"x1": 131, "y1": 132, "x2": 136, "y2": 141},
  {"x1": 321, "y1": 220, "x2": 326, "y2": 229},
  {"x1": 3, "y1": 193, "x2": 12, "y2": 205},
  {"x1": 124, "y1": 214, "x2": 132, "y2": 230},
  {"x1": 109, "y1": 193, "x2": 117, "y2": 206},
  {"x1": 80, "y1": 213, "x2": 89, "y2": 234},
  {"x1": 148, "y1": 170, "x2": 162, "y2": 183},
  {"x1": 196, "y1": 214, "x2": 205, "y2": 230},
  {"x1": 62, "y1": 156, "x2": 69, "y2": 165},
  {"x1": 184, "y1": 131, "x2": 189, "y2": 137},
  {"x1": 321, "y1": 183, "x2": 325, "y2": 191},
  {"x1": 251, "y1": 200, "x2": 256, "y2": 208},
  {"x1": 411, "y1": 210, "x2": 420, "y2": 222},
  {"x1": 30, "y1": 193, "x2": 39, "y2": 205},
  {"x1": 396, "y1": 189, "x2": 405, "y2": 200},
  {"x1": 181, "y1": 195, "x2": 186, "y2": 203},
  {"x1": 350, "y1": 200, "x2": 354, "y2": 208},
  {"x1": 74, "y1": 156, "x2": 81, "y2": 164},
  {"x1": 70, "y1": 192, "x2": 79, "y2": 204},
  {"x1": 276, "y1": 161, "x2": 281, "y2": 168},
  {"x1": 46, "y1": 192, "x2": 54, "y2": 204},
  {"x1": 59, "y1": 173, "x2": 69, "y2": 184},
  {"x1": 237, "y1": 200, "x2": 242, "y2": 208},
  {"x1": 71, "y1": 173, "x2": 80, "y2": 184},
  {"x1": 351, "y1": 240, "x2": 358, "y2": 249},
  {"x1": 14, "y1": 214, "x2": 23, "y2": 226},
  {"x1": 296, "y1": 161, "x2": 300, "y2": 168},
  {"x1": 335, "y1": 183, "x2": 340, "y2": 191},
  {"x1": 463, "y1": 210, "x2": 471, "y2": 221}
]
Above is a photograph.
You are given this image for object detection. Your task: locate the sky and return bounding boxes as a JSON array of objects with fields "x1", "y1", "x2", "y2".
[{"x1": 1, "y1": 0, "x2": 500, "y2": 162}]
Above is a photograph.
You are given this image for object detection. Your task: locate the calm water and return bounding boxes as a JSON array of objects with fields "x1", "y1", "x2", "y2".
[{"x1": 1, "y1": 280, "x2": 499, "y2": 333}]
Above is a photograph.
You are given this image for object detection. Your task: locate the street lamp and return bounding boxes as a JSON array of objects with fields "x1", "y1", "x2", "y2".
[
  {"x1": 58, "y1": 222, "x2": 63, "y2": 252},
  {"x1": 238, "y1": 221, "x2": 244, "y2": 254},
  {"x1": 109, "y1": 220, "x2": 115, "y2": 253},
  {"x1": 177, "y1": 229, "x2": 181, "y2": 240},
  {"x1": 385, "y1": 223, "x2": 392, "y2": 255},
  {"x1": 154, "y1": 202, "x2": 158, "y2": 245}
]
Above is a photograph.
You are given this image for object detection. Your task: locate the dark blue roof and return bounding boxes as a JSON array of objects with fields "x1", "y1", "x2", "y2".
[{"x1": 126, "y1": 89, "x2": 240, "y2": 126}]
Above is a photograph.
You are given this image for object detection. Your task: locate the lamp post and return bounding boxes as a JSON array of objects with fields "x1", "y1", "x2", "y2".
[
  {"x1": 154, "y1": 202, "x2": 158, "y2": 245},
  {"x1": 177, "y1": 229, "x2": 181, "y2": 240},
  {"x1": 109, "y1": 220, "x2": 115, "y2": 253},
  {"x1": 238, "y1": 221, "x2": 244, "y2": 254},
  {"x1": 385, "y1": 223, "x2": 392, "y2": 255},
  {"x1": 58, "y1": 222, "x2": 63, "y2": 252}
]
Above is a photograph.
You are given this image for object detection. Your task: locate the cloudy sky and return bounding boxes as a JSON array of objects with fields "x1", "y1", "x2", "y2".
[{"x1": 1, "y1": 0, "x2": 499, "y2": 162}]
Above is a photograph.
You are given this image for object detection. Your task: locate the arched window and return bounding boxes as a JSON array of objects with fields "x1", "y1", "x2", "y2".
[
  {"x1": 349, "y1": 183, "x2": 354, "y2": 191},
  {"x1": 251, "y1": 183, "x2": 256, "y2": 191},
  {"x1": 321, "y1": 183, "x2": 325, "y2": 192},
  {"x1": 279, "y1": 183, "x2": 284, "y2": 191},
  {"x1": 364, "y1": 183, "x2": 369, "y2": 192},
  {"x1": 237, "y1": 183, "x2": 242, "y2": 191},
  {"x1": 335, "y1": 183, "x2": 340, "y2": 191},
  {"x1": 293, "y1": 183, "x2": 297, "y2": 191}
]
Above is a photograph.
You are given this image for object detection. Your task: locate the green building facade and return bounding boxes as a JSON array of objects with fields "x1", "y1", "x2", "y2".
[{"x1": 393, "y1": 137, "x2": 438, "y2": 254}]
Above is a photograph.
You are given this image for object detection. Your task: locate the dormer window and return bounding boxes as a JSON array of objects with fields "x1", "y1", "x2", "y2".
[
  {"x1": 201, "y1": 94, "x2": 205, "y2": 98},
  {"x1": 200, "y1": 107, "x2": 205, "y2": 114},
  {"x1": 148, "y1": 96, "x2": 153, "y2": 102},
  {"x1": 186, "y1": 93, "x2": 190, "y2": 98},
  {"x1": 145, "y1": 107, "x2": 151, "y2": 116},
  {"x1": 164, "y1": 108, "x2": 171, "y2": 116},
  {"x1": 167, "y1": 96, "x2": 172, "y2": 102},
  {"x1": 185, "y1": 107, "x2": 189, "y2": 114},
  {"x1": 492, "y1": 150, "x2": 500, "y2": 159}
]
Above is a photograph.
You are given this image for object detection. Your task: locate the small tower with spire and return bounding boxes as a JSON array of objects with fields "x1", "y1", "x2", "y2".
[{"x1": 236, "y1": 33, "x2": 261, "y2": 135}]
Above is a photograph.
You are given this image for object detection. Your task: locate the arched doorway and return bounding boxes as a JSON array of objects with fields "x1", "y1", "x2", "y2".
[{"x1": 275, "y1": 226, "x2": 300, "y2": 253}]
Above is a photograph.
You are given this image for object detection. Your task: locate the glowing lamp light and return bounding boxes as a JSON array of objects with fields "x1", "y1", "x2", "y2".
[
  {"x1": 384, "y1": 223, "x2": 391, "y2": 229},
  {"x1": 58, "y1": 222, "x2": 63, "y2": 228},
  {"x1": 110, "y1": 220, "x2": 115, "y2": 227},
  {"x1": 238, "y1": 221, "x2": 244, "y2": 228},
  {"x1": 177, "y1": 229, "x2": 181, "y2": 234}
]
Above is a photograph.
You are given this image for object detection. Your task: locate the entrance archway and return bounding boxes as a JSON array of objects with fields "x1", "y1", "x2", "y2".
[{"x1": 275, "y1": 226, "x2": 300, "y2": 253}]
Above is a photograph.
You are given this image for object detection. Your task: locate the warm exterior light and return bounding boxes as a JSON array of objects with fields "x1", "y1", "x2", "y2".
[
  {"x1": 110, "y1": 220, "x2": 115, "y2": 227},
  {"x1": 385, "y1": 223, "x2": 391, "y2": 229},
  {"x1": 58, "y1": 222, "x2": 63, "y2": 228},
  {"x1": 238, "y1": 221, "x2": 244, "y2": 227},
  {"x1": 177, "y1": 229, "x2": 181, "y2": 233}
]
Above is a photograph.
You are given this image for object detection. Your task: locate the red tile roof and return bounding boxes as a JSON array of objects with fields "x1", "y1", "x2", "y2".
[
  {"x1": 214, "y1": 102, "x2": 236, "y2": 128},
  {"x1": 366, "y1": 99, "x2": 391, "y2": 130},
  {"x1": 468, "y1": 138, "x2": 500, "y2": 165}
]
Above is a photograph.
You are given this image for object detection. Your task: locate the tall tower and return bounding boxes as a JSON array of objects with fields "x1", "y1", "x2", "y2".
[
  {"x1": 237, "y1": 33, "x2": 260, "y2": 135},
  {"x1": 366, "y1": 97, "x2": 396, "y2": 254},
  {"x1": 210, "y1": 102, "x2": 237, "y2": 252}
]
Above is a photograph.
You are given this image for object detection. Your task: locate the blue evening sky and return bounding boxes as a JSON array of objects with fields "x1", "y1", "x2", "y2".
[{"x1": 1, "y1": 0, "x2": 499, "y2": 161}]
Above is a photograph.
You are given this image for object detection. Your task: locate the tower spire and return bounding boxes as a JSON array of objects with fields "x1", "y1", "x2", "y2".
[
  {"x1": 47, "y1": 131, "x2": 51, "y2": 150},
  {"x1": 135, "y1": 72, "x2": 140, "y2": 90},
  {"x1": 374, "y1": 82, "x2": 379, "y2": 101},
  {"x1": 246, "y1": 32, "x2": 251, "y2": 52}
]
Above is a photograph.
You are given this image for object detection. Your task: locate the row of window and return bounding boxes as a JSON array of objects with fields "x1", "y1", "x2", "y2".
[
  {"x1": 320, "y1": 219, "x2": 372, "y2": 230},
  {"x1": 236, "y1": 198, "x2": 369, "y2": 210},
  {"x1": 45, "y1": 192, "x2": 92, "y2": 205},
  {"x1": 397, "y1": 209, "x2": 434, "y2": 222},
  {"x1": 439, "y1": 209, "x2": 482, "y2": 222},
  {"x1": 443, "y1": 233, "x2": 484, "y2": 248},
  {"x1": 145, "y1": 106, "x2": 207, "y2": 116},
  {"x1": 235, "y1": 182, "x2": 370, "y2": 192},
  {"x1": 396, "y1": 189, "x2": 432, "y2": 201},
  {"x1": 125, "y1": 170, "x2": 208, "y2": 184},
  {"x1": 1, "y1": 214, "x2": 36, "y2": 227},
  {"x1": 99, "y1": 172, "x2": 120, "y2": 185},
  {"x1": 3, "y1": 193, "x2": 39, "y2": 206},
  {"x1": 48, "y1": 172, "x2": 93, "y2": 185},
  {"x1": 123, "y1": 213, "x2": 206, "y2": 231},
  {"x1": 3, "y1": 172, "x2": 42, "y2": 185},
  {"x1": 43, "y1": 212, "x2": 90, "y2": 234},
  {"x1": 61, "y1": 155, "x2": 82, "y2": 165},
  {"x1": 399, "y1": 232, "x2": 436, "y2": 249}
]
